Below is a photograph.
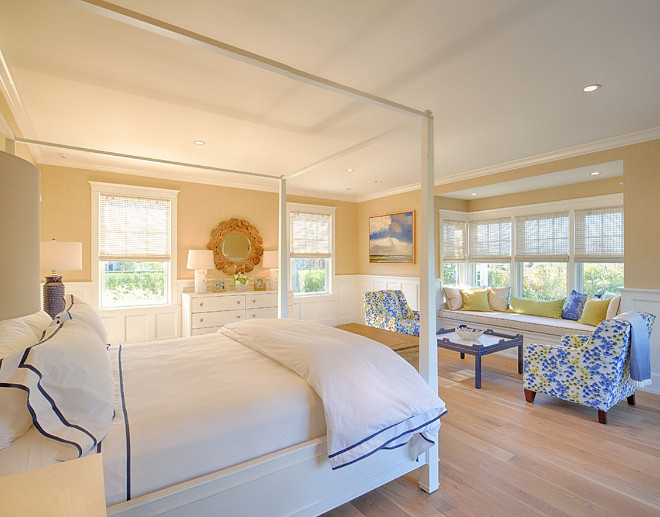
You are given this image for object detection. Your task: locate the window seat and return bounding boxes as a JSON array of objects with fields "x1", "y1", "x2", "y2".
[{"x1": 437, "y1": 309, "x2": 596, "y2": 346}]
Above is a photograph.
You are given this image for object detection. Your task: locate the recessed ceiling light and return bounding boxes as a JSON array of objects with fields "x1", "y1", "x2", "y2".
[
  {"x1": 590, "y1": 171, "x2": 601, "y2": 176},
  {"x1": 583, "y1": 84, "x2": 601, "y2": 93},
  {"x1": 374, "y1": 180, "x2": 382, "y2": 184},
  {"x1": 346, "y1": 187, "x2": 353, "y2": 191},
  {"x1": 346, "y1": 168, "x2": 355, "y2": 173},
  {"x1": 193, "y1": 140, "x2": 205, "y2": 145},
  {"x1": 58, "y1": 153, "x2": 68, "y2": 159},
  {"x1": 470, "y1": 192, "x2": 478, "y2": 196}
]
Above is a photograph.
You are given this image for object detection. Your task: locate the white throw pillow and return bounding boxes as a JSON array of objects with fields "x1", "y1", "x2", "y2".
[
  {"x1": 606, "y1": 295, "x2": 622, "y2": 319},
  {"x1": 489, "y1": 287, "x2": 511, "y2": 312},
  {"x1": 52, "y1": 295, "x2": 108, "y2": 345},
  {"x1": 0, "y1": 318, "x2": 114, "y2": 458},
  {"x1": 0, "y1": 318, "x2": 37, "y2": 449},
  {"x1": 442, "y1": 286, "x2": 463, "y2": 310}
]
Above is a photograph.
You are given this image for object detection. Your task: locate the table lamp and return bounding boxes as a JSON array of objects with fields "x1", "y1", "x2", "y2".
[
  {"x1": 187, "y1": 249, "x2": 215, "y2": 294},
  {"x1": 262, "y1": 250, "x2": 278, "y2": 290},
  {"x1": 40, "y1": 240, "x2": 83, "y2": 318},
  {"x1": 0, "y1": 151, "x2": 40, "y2": 320}
]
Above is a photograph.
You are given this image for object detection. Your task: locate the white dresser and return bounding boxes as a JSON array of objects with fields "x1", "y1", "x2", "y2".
[{"x1": 182, "y1": 290, "x2": 293, "y2": 336}]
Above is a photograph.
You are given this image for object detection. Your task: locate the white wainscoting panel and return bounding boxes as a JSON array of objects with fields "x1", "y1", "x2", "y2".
[
  {"x1": 620, "y1": 287, "x2": 660, "y2": 394},
  {"x1": 292, "y1": 275, "x2": 359, "y2": 326}
]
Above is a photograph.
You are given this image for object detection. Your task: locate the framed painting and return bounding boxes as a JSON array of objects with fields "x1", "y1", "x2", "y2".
[{"x1": 369, "y1": 210, "x2": 415, "y2": 263}]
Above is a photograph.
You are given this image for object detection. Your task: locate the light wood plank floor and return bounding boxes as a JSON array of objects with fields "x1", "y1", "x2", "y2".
[{"x1": 325, "y1": 323, "x2": 660, "y2": 517}]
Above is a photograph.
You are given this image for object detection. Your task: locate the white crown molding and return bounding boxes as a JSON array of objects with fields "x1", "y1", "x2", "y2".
[
  {"x1": 0, "y1": 48, "x2": 43, "y2": 161},
  {"x1": 356, "y1": 182, "x2": 420, "y2": 203},
  {"x1": 434, "y1": 127, "x2": 660, "y2": 187}
]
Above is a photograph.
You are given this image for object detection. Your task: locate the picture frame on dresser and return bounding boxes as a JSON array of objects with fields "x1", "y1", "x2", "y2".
[
  {"x1": 212, "y1": 280, "x2": 226, "y2": 292},
  {"x1": 254, "y1": 278, "x2": 266, "y2": 291}
]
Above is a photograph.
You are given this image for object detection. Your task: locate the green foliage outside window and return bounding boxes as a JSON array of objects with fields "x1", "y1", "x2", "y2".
[
  {"x1": 582, "y1": 263, "x2": 624, "y2": 295},
  {"x1": 522, "y1": 262, "x2": 567, "y2": 301},
  {"x1": 103, "y1": 262, "x2": 167, "y2": 306},
  {"x1": 443, "y1": 263, "x2": 458, "y2": 286}
]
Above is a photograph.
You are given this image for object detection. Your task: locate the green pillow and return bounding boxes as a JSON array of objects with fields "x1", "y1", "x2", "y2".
[
  {"x1": 578, "y1": 297, "x2": 611, "y2": 326},
  {"x1": 459, "y1": 288, "x2": 491, "y2": 312},
  {"x1": 507, "y1": 296, "x2": 565, "y2": 319}
]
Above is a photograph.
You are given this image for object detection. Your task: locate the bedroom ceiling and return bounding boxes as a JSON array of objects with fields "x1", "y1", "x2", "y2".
[{"x1": 0, "y1": 0, "x2": 658, "y2": 201}]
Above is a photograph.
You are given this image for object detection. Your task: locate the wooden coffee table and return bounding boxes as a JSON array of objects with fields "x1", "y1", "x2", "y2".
[{"x1": 436, "y1": 328, "x2": 523, "y2": 389}]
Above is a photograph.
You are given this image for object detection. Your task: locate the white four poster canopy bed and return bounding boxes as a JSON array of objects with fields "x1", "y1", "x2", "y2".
[{"x1": 0, "y1": 1, "x2": 440, "y2": 515}]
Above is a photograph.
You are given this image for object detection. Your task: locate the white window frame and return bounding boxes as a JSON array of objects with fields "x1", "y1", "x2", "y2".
[
  {"x1": 90, "y1": 182, "x2": 179, "y2": 309},
  {"x1": 286, "y1": 202, "x2": 336, "y2": 297}
]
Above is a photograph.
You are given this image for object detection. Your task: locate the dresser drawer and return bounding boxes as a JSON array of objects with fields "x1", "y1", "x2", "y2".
[
  {"x1": 245, "y1": 293, "x2": 278, "y2": 309},
  {"x1": 190, "y1": 295, "x2": 245, "y2": 313},
  {"x1": 246, "y1": 307, "x2": 278, "y2": 320},
  {"x1": 192, "y1": 310, "x2": 244, "y2": 329}
]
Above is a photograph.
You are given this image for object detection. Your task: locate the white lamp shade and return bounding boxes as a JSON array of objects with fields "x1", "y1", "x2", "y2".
[
  {"x1": 41, "y1": 241, "x2": 83, "y2": 271},
  {"x1": 0, "y1": 151, "x2": 41, "y2": 320},
  {"x1": 262, "y1": 250, "x2": 278, "y2": 269},
  {"x1": 187, "y1": 249, "x2": 214, "y2": 270}
]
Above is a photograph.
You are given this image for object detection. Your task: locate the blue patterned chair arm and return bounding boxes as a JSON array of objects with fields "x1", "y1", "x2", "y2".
[
  {"x1": 363, "y1": 289, "x2": 419, "y2": 337},
  {"x1": 560, "y1": 334, "x2": 591, "y2": 348},
  {"x1": 412, "y1": 310, "x2": 420, "y2": 321}
]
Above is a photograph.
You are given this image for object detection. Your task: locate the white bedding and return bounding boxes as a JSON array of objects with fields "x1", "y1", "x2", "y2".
[{"x1": 221, "y1": 319, "x2": 447, "y2": 469}]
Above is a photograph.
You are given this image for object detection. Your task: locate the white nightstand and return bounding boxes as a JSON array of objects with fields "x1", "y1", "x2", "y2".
[{"x1": 0, "y1": 454, "x2": 106, "y2": 516}]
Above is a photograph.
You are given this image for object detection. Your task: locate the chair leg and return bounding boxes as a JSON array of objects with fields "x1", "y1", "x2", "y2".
[
  {"x1": 598, "y1": 410, "x2": 607, "y2": 424},
  {"x1": 524, "y1": 389, "x2": 536, "y2": 403},
  {"x1": 627, "y1": 394, "x2": 636, "y2": 406}
]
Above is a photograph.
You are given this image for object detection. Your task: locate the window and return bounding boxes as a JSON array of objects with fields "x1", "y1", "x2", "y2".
[
  {"x1": 575, "y1": 207, "x2": 624, "y2": 294},
  {"x1": 92, "y1": 182, "x2": 178, "y2": 308},
  {"x1": 468, "y1": 218, "x2": 511, "y2": 288},
  {"x1": 441, "y1": 219, "x2": 466, "y2": 286},
  {"x1": 516, "y1": 212, "x2": 569, "y2": 300},
  {"x1": 288, "y1": 204, "x2": 335, "y2": 295}
]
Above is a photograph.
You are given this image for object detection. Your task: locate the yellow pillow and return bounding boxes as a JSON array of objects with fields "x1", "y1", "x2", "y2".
[
  {"x1": 578, "y1": 297, "x2": 611, "y2": 326},
  {"x1": 459, "y1": 288, "x2": 491, "y2": 312},
  {"x1": 507, "y1": 296, "x2": 565, "y2": 319}
]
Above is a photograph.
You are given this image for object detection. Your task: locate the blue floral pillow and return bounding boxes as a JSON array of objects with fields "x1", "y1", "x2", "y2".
[{"x1": 562, "y1": 290, "x2": 594, "y2": 320}]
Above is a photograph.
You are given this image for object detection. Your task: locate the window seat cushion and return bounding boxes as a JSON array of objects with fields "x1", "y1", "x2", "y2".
[{"x1": 437, "y1": 309, "x2": 596, "y2": 337}]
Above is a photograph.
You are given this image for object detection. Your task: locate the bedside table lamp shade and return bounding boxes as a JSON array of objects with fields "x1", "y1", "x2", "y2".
[
  {"x1": 41, "y1": 241, "x2": 83, "y2": 318},
  {"x1": 187, "y1": 249, "x2": 215, "y2": 294},
  {"x1": 0, "y1": 151, "x2": 41, "y2": 320},
  {"x1": 262, "y1": 250, "x2": 278, "y2": 289}
]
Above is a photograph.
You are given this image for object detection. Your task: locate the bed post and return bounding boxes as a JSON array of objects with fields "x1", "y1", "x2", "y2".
[
  {"x1": 278, "y1": 177, "x2": 288, "y2": 318},
  {"x1": 418, "y1": 110, "x2": 439, "y2": 493}
]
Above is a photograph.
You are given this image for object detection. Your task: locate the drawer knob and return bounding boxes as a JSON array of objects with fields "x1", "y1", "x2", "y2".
[
  {"x1": 236, "y1": 315, "x2": 241, "y2": 319},
  {"x1": 199, "y1": 318, "x2": 204, "y2": 322},
  {"x1": 200, "y1": 302, "x2": 204, "y2": 307},
  {"x1": 237, "y1": 301, "x2": 240, "y2": 305}
]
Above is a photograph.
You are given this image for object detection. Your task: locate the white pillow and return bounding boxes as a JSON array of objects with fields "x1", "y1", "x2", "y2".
[
  {"x1": 442, "y1": 286, "x2": 463, "y2": 310},
  {"x1": 21, "y1": 311, "x2": 52, "y2": 340},
  {"x1": 606, "y1": 295, "x2": 622, "y2": 319},
  {"x1": 0, "y1": 318, "x2": 37, "y2": 449},
  {"x1": 52, "y1": 295, "x2": 108, "y2": 345},
  {"x1": 0, "y1": 318, "x2": 114, "y2": 458},
  {"x1": 488, "y1": 287, "x2": 511, "y2": 312}
]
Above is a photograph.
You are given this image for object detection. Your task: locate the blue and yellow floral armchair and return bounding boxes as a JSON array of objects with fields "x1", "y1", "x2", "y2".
[
  {"x1": 363, "y1": 290, "x2": 419, "y2": 336},
  {"x1": 523, "y1": 313, "x2": 655, "y2": 424}
]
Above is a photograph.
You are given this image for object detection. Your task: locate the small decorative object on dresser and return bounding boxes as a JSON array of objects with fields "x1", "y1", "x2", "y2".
[
  {"x1": 254, "y1": 278, "x2": 266, "y2": 291},
  {"x1": 233, "y1": 273, "x2": 248, "y2": 291},
  {"x1": 212, "y1": 280, "x2": 226, "y2": 292}
]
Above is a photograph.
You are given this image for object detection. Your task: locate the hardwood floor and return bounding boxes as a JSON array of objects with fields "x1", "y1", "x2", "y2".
[{"x1": 327, "y1": 324, "x2": 660, "y2": 517}]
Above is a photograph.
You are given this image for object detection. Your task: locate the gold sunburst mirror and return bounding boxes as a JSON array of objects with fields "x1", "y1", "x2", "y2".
[{"x1": 207, "y1": 218, "x2": 264, "y2": 275}]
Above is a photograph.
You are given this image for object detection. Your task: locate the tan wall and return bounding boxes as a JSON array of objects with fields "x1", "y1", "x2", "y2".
[
  {"x1": 357, "y1": 139, "x2": 660, "y2": 289},
  {"x1": 39, "y1": 165, "x2": 358, "y2": 282}
]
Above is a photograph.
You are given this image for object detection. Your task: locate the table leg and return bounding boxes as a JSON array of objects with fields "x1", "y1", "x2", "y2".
[
  {"x1": 517, "y1": 345, "x2": 523, "y2": 374},
  {"x1": 475, "y1": 354, "x2": 481, "y2": 389},
  {"x1": 460, "y1": 352, "x2": 465, "y2": 359}
]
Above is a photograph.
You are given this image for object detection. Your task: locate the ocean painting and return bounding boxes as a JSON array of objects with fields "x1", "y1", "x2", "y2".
[{"x1": 369, "y1": 211, "x2": 415, "y2": 263}]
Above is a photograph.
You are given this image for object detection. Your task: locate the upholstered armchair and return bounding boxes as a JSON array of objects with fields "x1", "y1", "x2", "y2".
[
  {"x1": 363, "y1": 290, "x2": 419, "y2": 336},
  {"x1": 523, "y1": 313, "x2": 655, "y2": 424}
]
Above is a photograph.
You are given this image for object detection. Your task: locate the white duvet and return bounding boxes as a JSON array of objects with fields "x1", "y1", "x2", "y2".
[{"x1": 221, "y1": 319, "x2": 447, "y2": 469}]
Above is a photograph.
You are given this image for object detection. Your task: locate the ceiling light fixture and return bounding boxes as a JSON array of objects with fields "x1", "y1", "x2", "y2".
[
  {"x1": 346, "y1": 168, "x2": 355, "y2": 173},
  {"x1": 590, "y1": 171, "x2": 601, "y2": 176},
  {"x1": 470, "y1": 192, "x2": 478, "y2": 196},
  {"x1": 374, "y1": 180, "x2": 382, "y2": 184},
  {"x1": 58, "y1": 153, "x2": 68, "y2": 159},
  {"x1": 346, "y1": 187, "x2": 353, "y2": 191},
  {"x1": 583, "y1": 84, "x2": 601, "y2": 93},
  {"x1": 193, "y1": 140, "x2": 205, "y2": 145}
]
